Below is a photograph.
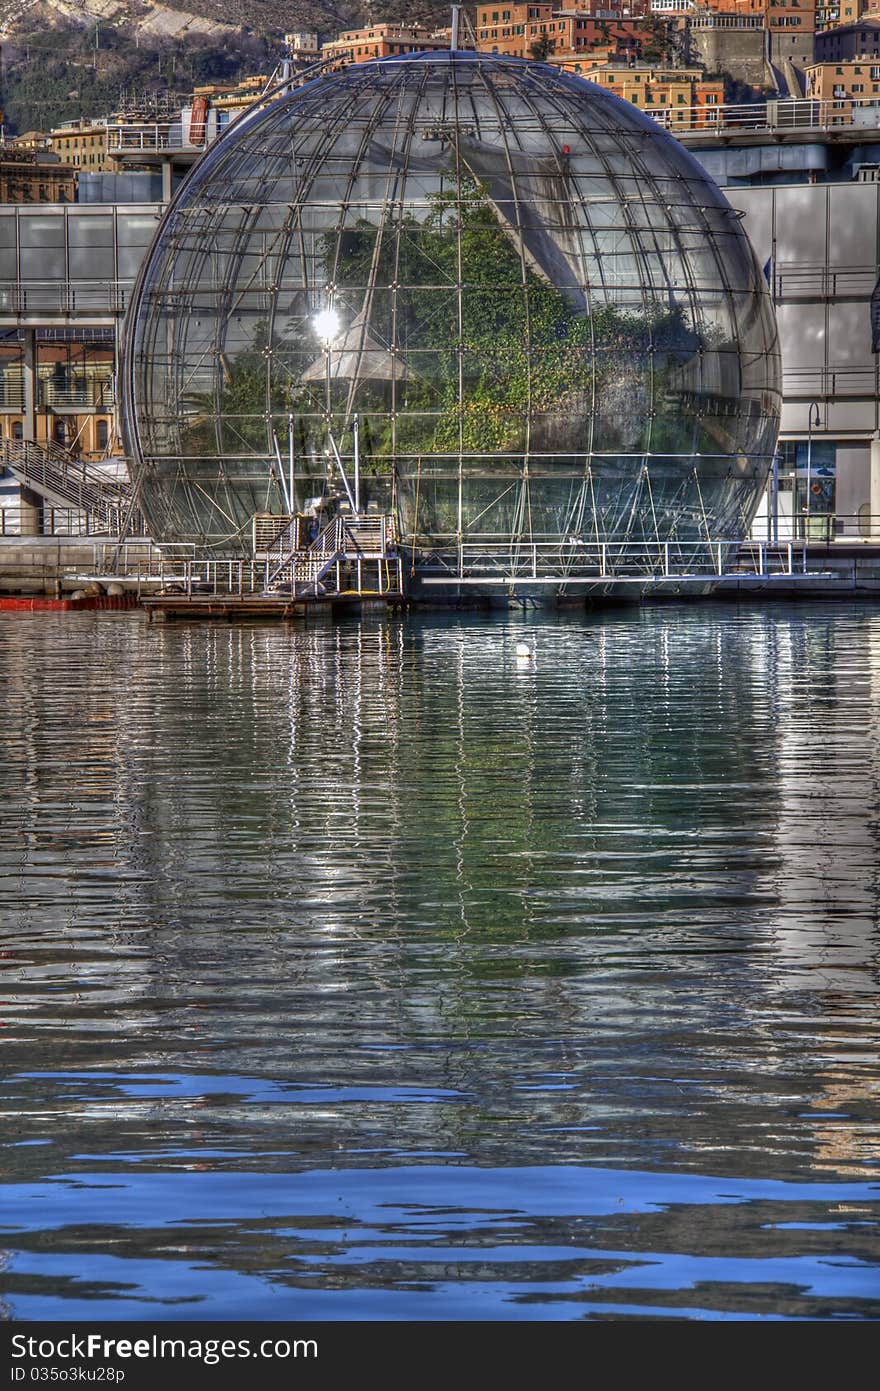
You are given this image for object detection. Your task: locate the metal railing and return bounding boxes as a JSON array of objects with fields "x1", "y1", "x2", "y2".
[
  {"x1": 0, "y1": 504, "x2": 142, "y2": 536},
  {"x1": 264, "y1": 511, "x2": 401, "y2": 597},
  {"x1": 658, "y1": 96, "x2": 880, "y2": 139},
  {"x1": 763, "y1": 511, "x2": 880, "y2": 544},
  {"x1": 105, "y1": 122, "x2": 200, "y2": 154},
  {"x1": 0, "y1": 282, "x2": 130, "y2": 317},
  {"x1": 772, "y1": 262, "x2": 880, "y2": 301},
  {"x1": 0, "y1": 374, "x2": 25, "y2": 409},
  {"x1": 416, "y1": 537, "x2": 804, "y2": 584},
  {"x1": 0, "y1": 438, "x2": 131, "y2": 530},
  {"x1": 37, "y1": 375, "x2": 115, "y2": 410},
  {"x1": 782, "y1": 364, "x2": 880, "y2": 398}
]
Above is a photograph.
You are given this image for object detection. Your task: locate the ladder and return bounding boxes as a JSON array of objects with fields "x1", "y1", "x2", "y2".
[{"x1": 264, "y1": 512, "x2": 402, "y2": 599}]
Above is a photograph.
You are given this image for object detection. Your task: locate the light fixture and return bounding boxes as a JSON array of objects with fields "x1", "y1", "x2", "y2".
[{"x1": 312, "y1": 307, "x2": 340, "y2": 345}]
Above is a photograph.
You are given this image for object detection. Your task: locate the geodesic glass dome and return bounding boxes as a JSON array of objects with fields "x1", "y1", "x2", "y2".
[{"x1": 122, "y1": 51, "x2": 781, "y2": 558}]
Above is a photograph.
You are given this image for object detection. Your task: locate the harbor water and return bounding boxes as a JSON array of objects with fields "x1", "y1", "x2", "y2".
[{"x1": 1, "y1": 603, "x2": 879, "y2": 1321}]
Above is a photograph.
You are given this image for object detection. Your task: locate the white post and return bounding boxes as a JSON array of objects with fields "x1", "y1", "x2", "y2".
[
  {"x1": 288, "y1": 413, "x2": 295, "y2": 517},
  {"x1": 272, "y1": 432, "x2": 290, "y2": 513},
  {"x1": 353, "y1": 413, "x2": 360, "y2": 515}
]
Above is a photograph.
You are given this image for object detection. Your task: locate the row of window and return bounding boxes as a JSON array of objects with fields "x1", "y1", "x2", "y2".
[
  {"x1": 0, "y1": 185, "x2": 71, "y2": 203},
  {"x1": 0, "y1": 420, "x2": 109, "y2": 444},
  {"x1": 56, "y1": 136, "x2": 104, "y2": 150}
]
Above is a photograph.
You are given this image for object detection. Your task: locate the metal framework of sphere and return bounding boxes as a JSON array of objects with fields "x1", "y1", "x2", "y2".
[{"x1": 122, "y1": 51, "x2": 781, "y2": 559}]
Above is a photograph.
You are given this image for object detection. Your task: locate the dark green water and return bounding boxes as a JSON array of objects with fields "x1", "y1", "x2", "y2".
[{"x1": 1, "y1": 604, "x2": 879, "y2": 1321}]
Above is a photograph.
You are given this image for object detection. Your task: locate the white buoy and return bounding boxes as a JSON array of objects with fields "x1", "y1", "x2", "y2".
[{"x1": 515, "y1": 641, "x2": 533, "y2": 660}]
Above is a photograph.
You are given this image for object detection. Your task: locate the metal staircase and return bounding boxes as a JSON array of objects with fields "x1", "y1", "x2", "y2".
[
  {"x1": 264, "y1": 512, "x2": 402, "y2": 598},
  {"x1": 0, "y1": 438, "x2": 133, "y2": 533}
]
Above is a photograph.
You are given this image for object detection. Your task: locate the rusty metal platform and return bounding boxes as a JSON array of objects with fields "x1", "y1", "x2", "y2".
[{"x1": 142, "y1": 591, "x2": 407, "y2": 623}]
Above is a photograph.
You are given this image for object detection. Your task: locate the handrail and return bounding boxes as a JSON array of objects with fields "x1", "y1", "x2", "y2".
[
  {"x1": 0, "y1": 281, "x2": 130, "y2": 316},
  {"x1": 416, "y1": 537, "x2": 805, "y2": 582},
  {"x1": 0, "y1": 438, "x2": 131, "y2": 527}
]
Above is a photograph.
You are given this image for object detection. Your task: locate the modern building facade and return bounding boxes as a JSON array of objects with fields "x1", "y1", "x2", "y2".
[{"x1": 0, "y1": 200, "x2": 161, "y2": 531}]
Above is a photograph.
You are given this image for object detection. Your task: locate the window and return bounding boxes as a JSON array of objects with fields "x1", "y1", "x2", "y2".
[{"x1": 97, "y1": 419, "x2": 109, "y2": 450}]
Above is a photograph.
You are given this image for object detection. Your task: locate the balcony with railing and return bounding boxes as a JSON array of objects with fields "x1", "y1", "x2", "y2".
[
  {"x1": 0, "y1": 281, "x2": 129, "y2": 318},
  {"x1": 37, "y1": 370, "x2": 115, "y2": 412},
  {"x1": 105, "y1": 122, "x2": 198, "y2": 154},
  {"x1": 657, "y1": 95, "x2": 880, "y2": 139},
  {"x1": 0, "y1": 369, "x2": 25, "y2": 410}
]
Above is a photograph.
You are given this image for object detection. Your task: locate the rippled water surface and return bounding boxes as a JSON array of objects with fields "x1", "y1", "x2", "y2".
[{"x1": 1, "y1": 603, "x2": 879, "y2": 1321}]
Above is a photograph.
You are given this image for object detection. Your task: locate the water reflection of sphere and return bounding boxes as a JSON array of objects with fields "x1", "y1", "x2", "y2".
[{"x1": 122, "y1": 52, "x2": 780, "y2": 554}]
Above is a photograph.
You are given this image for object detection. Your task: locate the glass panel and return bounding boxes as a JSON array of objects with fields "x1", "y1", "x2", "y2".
[
  {"x1": 69, "y1": 247, "x2": 115, "y2": 279},
  {"x1": 68, "y1": 215, "x2": 114, "y2": 246},
  {"x1": 18, "y1": 215, "x2": 64, "y2": 248}
]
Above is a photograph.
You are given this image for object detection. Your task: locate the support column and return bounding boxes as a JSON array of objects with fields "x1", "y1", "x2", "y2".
[
  {"x1": 870, "y1": 432, "x2": 880, "y2": 540},
  {"x1": 18, "y1": 328, "x2": 42, "y2": 535},
  {"x1": 22, "y1": 328, "x2": 36, "y2": 442}
]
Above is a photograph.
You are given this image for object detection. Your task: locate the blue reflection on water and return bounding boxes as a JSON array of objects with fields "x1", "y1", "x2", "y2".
[
  {"x1": 12, "y1": 1071, "x2": 469, "y2": 1105},
  {"x1": 5, "y1": 1165, "x2": 879, "y2": 1227},
  {"x1": 2, "y1": 1162, "x2": 878, "y2": 1321}
]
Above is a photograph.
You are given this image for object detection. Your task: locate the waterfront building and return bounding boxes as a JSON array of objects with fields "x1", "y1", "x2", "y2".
[
  {"x1": 49, "y1": 120, "x2": 112, "y2": 173},
  {"x1": 285, "y1": 32, "x2": 320, "y2": 59},
  {"x1": 813, "y1": 15, "x2": 880, "y2": 54},
  {"x1": 321, "y1": 25, "x2": 450, "y2": 65},
  {"x1": 805, "y1": 52, "x2": 880, "y2": 100},
  {"x1": 680, "y1": 102, "x2": 880, "y2": 539},
  {"x1": 474, "y1": 4, "x2": 654, "y2": 57},
  {"x1": 0, "y1": 199, "x2": 161, "y2": 533},
  {"x1": 550, "y1": 57, "x2": 725, "y2": 121},
  {"x1": 0, "y1": 147, "x2": 76, "y2": 204},
  {"x1": 121, "y1": 51, "x2": 779, "y2": 576},
  {"x1": 816, "y1": 0, "x2": 880, "y2": 29}
]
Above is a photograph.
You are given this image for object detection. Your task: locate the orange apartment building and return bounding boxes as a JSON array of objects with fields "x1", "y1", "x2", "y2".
[
  {"x1": 0, "y1": 151, "x2": 76, "y2": 204},
  {"x1": 815, "y1": 0, "x2": 880, "y2": 28},
  {"x1": 805, "y1": 52, "x2": 880, "y2": 100},
  {"x1": 321, "y1": 24, "x2": 449, "y2": 64},
  {"x1": 552, "y1": 54, "x2": 724, "y2": 122},
  {"x1": 49, "y1": 120, "x2": 112, "y2": 172},
  {"x1": 474, "y1": 4, "x2": 654, "y2": 58}
]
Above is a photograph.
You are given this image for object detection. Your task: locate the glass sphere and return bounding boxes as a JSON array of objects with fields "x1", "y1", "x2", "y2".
[{"x1": 122, "y1": 52, "x2": 781, "y2": 555}]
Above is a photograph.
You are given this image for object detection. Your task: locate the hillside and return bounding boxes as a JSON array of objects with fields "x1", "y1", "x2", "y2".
[{"x1": 0, "y1": 0, "x2": 458, "y2": 132}]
